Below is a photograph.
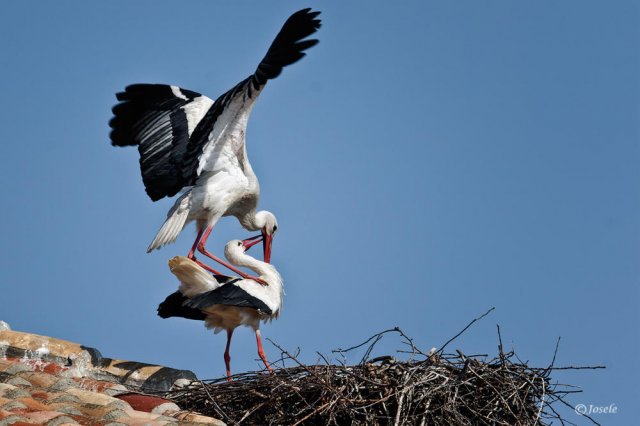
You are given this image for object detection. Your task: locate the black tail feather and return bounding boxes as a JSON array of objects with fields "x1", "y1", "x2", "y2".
[{"x1": 158, "y1": 291, "x2": 206, "y2": 321}]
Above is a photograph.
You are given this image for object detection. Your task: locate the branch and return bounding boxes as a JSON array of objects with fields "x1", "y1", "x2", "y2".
[{"x1": 437, "y1": 307, "x2": 495, "y2": 355}]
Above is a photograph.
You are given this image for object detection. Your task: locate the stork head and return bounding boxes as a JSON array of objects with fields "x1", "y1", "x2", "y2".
[
  {"x1": 225, "y1": 236, "x2": 262, "y2": 257},
  {"x1": 241, "y1": 235, "x2": 263, "y2": 251},
  {"x1": 254, "y1": 211, "x2": 278, "y2": 263}
]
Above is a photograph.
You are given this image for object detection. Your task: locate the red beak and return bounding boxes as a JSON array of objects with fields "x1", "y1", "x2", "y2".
[
  {"x1": 262, "y1": 230, "x2": 273, "y2": 263},
  {"x1": 242, "y1": 235, "x2": 263, "y2": 251}
]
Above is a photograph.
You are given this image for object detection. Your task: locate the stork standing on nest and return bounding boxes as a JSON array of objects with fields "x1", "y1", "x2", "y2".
[
  {"x1": 158, "y1": 236, "x2": 283, "y2": 378},
  {"x1": 109, "y1": 9, "x2": 321, "y2": 280}
]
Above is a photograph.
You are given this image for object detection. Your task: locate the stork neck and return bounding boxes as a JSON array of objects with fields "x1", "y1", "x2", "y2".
[
  {"x1": 232, "y1": 251, "x2": 271, "y2": 276},
  {"x1": 226, "y1": 247, "x2": 280, "y2": 284},
  {"x1": 238, "y1": 209, "x2": 260, "y2": 232}
]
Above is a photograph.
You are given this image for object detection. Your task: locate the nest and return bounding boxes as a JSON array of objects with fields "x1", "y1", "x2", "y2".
[{"x1": 164, "y1": 310, "x2": 602, "y2": 426}]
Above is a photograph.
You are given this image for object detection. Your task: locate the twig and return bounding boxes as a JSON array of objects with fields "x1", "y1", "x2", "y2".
[
  {"x1": 437, "y1": 307, "x2": 495, "y2": 355},
  {"x1": 333, "y1": 327, "x2": 400, "y2": 354},
  {"x1": 393, "y1": 386, "x2": 408, "y2": 426},
  {"x1": 535, "y1": 374, "x2": 545, "y2": 424},
  {"x1": 497, "y1": 324, "x2": 505, "y2": 366},
  {"x1": 291, "y1": 401, "x2": 332, "y2": 426},
  {"x1": 164, "y1": 319, "x2": 601, "y2": 426}
]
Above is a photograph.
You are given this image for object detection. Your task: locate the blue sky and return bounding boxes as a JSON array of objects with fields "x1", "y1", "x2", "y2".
[{"x1": 1, "y1": 1, "x2": 637, "y2": 424}]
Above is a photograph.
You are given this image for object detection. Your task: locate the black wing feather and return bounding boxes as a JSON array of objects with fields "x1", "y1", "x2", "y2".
[
  {"x1": 109, "y1": 9, "x2": 321, "y2": 201},
  {"x1": 157, "y1": 291, "x2": 206, "y2": 321},
  {"x1": 109, "y1": 84, "x2": 205, "y2": 201},
  {"x1": 182, "y1": 9, "x2": 322, "y2": 180},
  {"x1": 179, "y1": 79, "x2": 250, "y2": 184},
  {"x1": 157, "y1": 275, "x2": 243, "y2": 321},
  {"x1": 185, "y1": 283, "x2": 272, "y2": 315},
  {"x1": 251, "y1": 8, "x2": 321, "y2": 87}
]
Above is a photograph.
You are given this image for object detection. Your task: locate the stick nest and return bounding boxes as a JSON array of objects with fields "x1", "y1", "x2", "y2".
[{"x1": 164, "y1": 314, "x2": 602, "y2": 425}]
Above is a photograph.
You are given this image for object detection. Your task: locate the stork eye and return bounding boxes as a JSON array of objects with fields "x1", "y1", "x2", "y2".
[
  {"x1": 273, "y1": 225, "x2": 278, "y2": 232},
  {"x1": 238, "y1": 241, "x2": 242, "y2": 246}
]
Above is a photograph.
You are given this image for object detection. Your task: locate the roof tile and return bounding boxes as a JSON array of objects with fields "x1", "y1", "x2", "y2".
[
  {"x1": 49, "y1": 393, "x2": 80, "y2": 404},
  {"x1": 17, "y1": 372, "x2": 59, "y2": 390},
  {"x1": 0, "y1": 384, "x2": 31, "y2": 399},
  {"x1": 46, "y1": 404, "x2": 83, "y2": 417},
  {"x1": 96, "y1": 359, "x2": 197, "y2": 392},
  {"x1": 14, "y1": 396, "x2": 51, "y2": 411},
  {"x1": 0, "y1": 410, "x2": 28, "y2": 424},
  {"x1": 48, "y1": 378, "x2": 76, "y2": 393},
  {"x1": 0, "y1": 330, "x2": 92, "y2": 368},
  {"x1": 0, "y1": 323, "x2": 226, "y2": 425},
  {"x1": 44, "y1": 417, "x2": 79, "y2": 426},
  {"x1": 18, "y1": 410, "x2": 69, "y2": 424},
  {"x1": 76, "y1": 405, "x2": 130, "y2": 422},
  {"x1": 72, "y1": 377, "x2": 127, "y2": 396},
  {"x1": 64, "y1": 387, "x2": 129, "y2": 409},
  {"x1": 3, "y1": 362, "x2": 34, "y2": 376},
  {"x1": 4, "y1": 377, "x2": 30, "y2": 388},
  {"x1": 115, "y1": 393, "x2": 180, "y2": 415},
  {"x1": 1, "y1": 399, "x2": 27, "y2": 412},
  {"x1": 172, "y1": 412, "x2": 227, "y2": 425}
]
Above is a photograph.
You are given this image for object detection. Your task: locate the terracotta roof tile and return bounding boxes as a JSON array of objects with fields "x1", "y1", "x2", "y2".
[
  {"x1": 3, "y1": 361, "x2": 34, "y2": 376},
  {"x1": 172, "y1": 412, "x2": 227, "y2": 425},
  {"x1": 49, "y1": 393, "x2": 81, "y2": 404},
  {"x1": 115, "y1": 393, "x2": 180, "y2": 415},
  {"x1": 18, "y1": 372, "x2": 59, "y2": 390},
  {"x1": 1, "y1": 398, "x2": 27, "y2": 411},
  {"x1": 76, "y1": 405, "x2": 130, "y2": 422},
  {"x1": 14, "y1": 395, "x2": 51, "y2": 411},
  {"x1": 48, "y1": 378, "x2": 77, "y2": 393},
  {"x1": 5, "y1": 376, "x2": 31, "y2": 387},
  {"x1": 0, "y1": 322, "x2": 225, "y2": 425},
  {"x1": 0, "y1": 410, "x2": 28, "y2": 424},
  {"x1": 45, "y1": 403, "x2": 83, "y2": 417},
  {"x1": 63, "y1": 387, "x2": 129, "y2": 409},
  {"x1": 0, "y1": 383, "x2": 31, "y2": 399},
  {"x1": 45, "y1": 418, "x2": 79, "y2": 426},
  {"x1": 17, "y1": 410, "x2": 74, "y2": 424},
  {"x1": 72, "y1": 377, "x2": 128, "y2": 396}
]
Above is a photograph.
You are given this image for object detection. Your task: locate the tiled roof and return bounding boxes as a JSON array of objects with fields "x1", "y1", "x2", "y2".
[{"x1": 0, "y1": 321, "x2": 224, "y2": 425}]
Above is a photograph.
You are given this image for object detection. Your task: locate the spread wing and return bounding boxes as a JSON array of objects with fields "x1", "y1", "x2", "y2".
[
  {"x1": 109, "y1": 9, "x2": 321, "y2": 202},
  {"x1": 109, "y1": 84, "x2": 214, "y2": 201}
]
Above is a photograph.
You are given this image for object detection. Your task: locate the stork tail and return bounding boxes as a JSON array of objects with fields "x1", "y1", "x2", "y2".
[{"x1": 147, "y1": 191, "x2": 191, "y2": 252}]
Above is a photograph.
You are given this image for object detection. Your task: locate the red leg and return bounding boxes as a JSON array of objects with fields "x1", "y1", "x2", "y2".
[
  {"x1": 187, "y1": 228, "x2": 205, "y2": 259},
  {"x1": 224, "y1": 329, "x2": 234, "y2": 381},
  {"x1": 188, "y1": 227, "x2": 224, "y2": 275},
  {"x1": 255, "y1": 329, "x2": 273, "y2": 373},
  {"x1": 198, "y1": 227, "x2": 268, "y2": 286},
  {"x1": 193, "y1": 259, "x2": 224, "y2": 275}
]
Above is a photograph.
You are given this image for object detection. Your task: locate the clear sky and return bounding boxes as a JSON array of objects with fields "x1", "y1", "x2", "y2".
[{"x1": 0, "y1": 1, "x2": 637, "y2": 424}]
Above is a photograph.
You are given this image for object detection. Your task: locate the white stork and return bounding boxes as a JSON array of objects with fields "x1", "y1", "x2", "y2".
[
  {"x1": 109, "y1": 9, "x2": 321, "y2": 282},
  {"x1": 158, "y1": 236, "x2": 283, "y2": 378}
]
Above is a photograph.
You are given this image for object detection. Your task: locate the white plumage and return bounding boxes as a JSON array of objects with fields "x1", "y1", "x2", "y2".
[
  {"x1": 110, "y1": 9, "x2": 321, "y2": 278},
  {"x1": 163, "y1": 237, "x2": 283, "y2": 378}
]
